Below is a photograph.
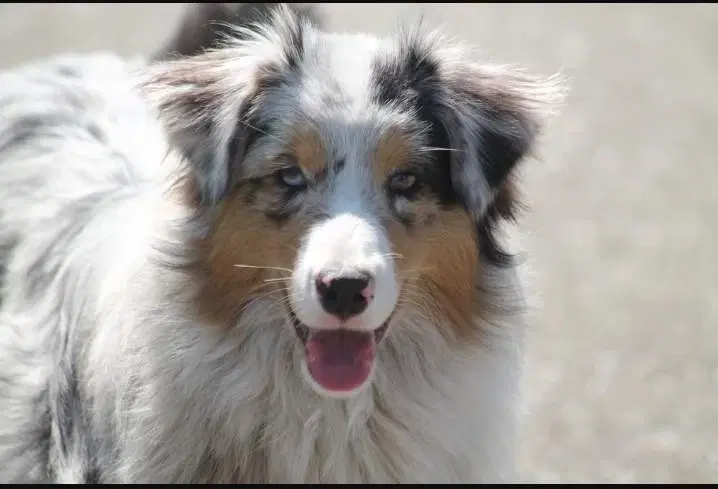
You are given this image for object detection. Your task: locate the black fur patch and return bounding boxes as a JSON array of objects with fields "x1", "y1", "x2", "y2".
[
  {"x1": 472, "y1": 105, "x2": 532, "y2": 191},
  {"x1": 333, "y1": 158, "x2": 346, "y2": 173},
  {"x1": 371, "y1": 40, "x2": 521, "y2": 267},
  {"x1": 372, "y1": 46, "x2": 459, "y2": 209}
]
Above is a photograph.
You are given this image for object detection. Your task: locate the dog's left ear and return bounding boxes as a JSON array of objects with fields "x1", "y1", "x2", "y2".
[
  {"x1": 441, "y1": 59, "x2": 566, "y2": 222},
  {"x1": 139, "y1": 4, "x2": 319, "y2": 205}
]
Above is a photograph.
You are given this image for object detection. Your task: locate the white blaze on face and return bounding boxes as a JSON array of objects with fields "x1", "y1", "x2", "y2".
[
  {"x1": 291, "y1": 161, "x2": 398, "y2": 331},
  {"x1": 290, "y1": 158, "x2": 399, "y2": 397}
]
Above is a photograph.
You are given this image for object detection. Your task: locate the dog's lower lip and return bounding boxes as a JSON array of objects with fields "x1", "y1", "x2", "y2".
[{"x1": 289, "y1": 311, "x2": 390, "y2": 343}]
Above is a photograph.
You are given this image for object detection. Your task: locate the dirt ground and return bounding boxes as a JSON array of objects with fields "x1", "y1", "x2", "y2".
[{"x1": 1, "y1": 4, "x2": 716, "y2": 483}]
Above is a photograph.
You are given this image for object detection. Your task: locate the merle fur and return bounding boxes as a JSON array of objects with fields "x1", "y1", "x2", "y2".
[{"x1": 0, "y1": 3, "x2": 563, "y2": 483}]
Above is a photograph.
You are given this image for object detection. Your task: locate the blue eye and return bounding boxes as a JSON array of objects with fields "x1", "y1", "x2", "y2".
[
  {"x1": 388, "y1": 171, "x2": 419, "y2": 194},
  {"x1": 277, "y1": 166, "x2": 307, "y2": 189}
]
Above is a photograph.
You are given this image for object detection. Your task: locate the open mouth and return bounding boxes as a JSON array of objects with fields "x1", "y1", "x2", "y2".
[{"x1": 289, "y1": 310, "x2": 391, "y2": 393}]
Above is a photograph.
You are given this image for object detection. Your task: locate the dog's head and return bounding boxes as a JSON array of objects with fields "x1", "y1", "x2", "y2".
[{"x1": 142, "y1": 5, "x2": 564, "y2": 398}]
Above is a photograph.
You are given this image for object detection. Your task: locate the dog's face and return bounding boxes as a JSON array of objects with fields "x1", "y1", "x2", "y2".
[{"x1": 143, "y1": 6, "x2": 562, "y2": 398}]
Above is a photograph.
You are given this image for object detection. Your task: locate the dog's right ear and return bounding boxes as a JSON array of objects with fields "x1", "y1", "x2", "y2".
[{"x1": 140, "y1": 4, "x2": 318, "y2": 205}]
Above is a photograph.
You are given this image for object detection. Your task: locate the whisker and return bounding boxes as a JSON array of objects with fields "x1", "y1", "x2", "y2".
[
  {"x1": 417, "y1": 146, "x2": 463, "y2": 154},
  {"x1": 263, "y1": 276, "x2": 291, "y2": 284},
  {"x1": 399, "y1": 287, "x2": 430, "y2": 302},
  {"x1": 398, "y1": 290, "x2": 437, "y2": 316},
  {"x1": 381, "y1": 252, "x2": 405, "y2": 261},
  {"x1": 247, "y1": 287, "x2": 293, "y2": 306},
  {"x1": 233, "y1": 264, "x2": 294, "y2": 274}
]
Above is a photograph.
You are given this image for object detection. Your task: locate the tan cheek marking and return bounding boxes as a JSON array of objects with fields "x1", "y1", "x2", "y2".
[
  {"x1": 195, "y1": 189, "x2": 306, "y2": 327},
  {"x1": 291, "y1": 129, "x2": 327, "y2": 176},
  {"x1": 373, "y1": 130, "x2": 413, "y2": 183},
  {"x1": 394, "y1": 195, "x2": 442, "y2": 226},
  {"x1": 388, "y1": 209, "x2": 481, "y2": 343}
]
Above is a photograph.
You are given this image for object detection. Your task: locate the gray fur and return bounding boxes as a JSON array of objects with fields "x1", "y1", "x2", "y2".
[{"x1": 0, "y1": 4, "x2": 564, "y2": 483}]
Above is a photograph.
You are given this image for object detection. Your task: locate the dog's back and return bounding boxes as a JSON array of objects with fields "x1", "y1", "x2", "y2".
[{"x1": 0, "y1": 50, "x2": 160, "y2": 483}]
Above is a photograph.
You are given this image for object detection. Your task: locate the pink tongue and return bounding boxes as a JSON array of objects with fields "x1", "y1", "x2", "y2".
[{"x1": 305, "y1": 329, "x2": 376, "y2": 392}]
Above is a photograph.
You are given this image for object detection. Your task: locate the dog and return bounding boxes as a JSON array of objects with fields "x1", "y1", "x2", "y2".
[{"x1": 0, "y1": 3, "x2": 564, "y2": 483}]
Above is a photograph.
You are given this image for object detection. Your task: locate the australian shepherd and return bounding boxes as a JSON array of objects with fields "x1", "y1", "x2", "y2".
[{"x1": 0, "y1": 3, "x2": 564, "y2": 483}]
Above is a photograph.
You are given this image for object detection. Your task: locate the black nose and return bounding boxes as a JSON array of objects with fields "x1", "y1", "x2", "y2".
[{"x1": 315, "y1": 272, "x2": 374, "y2": 320}]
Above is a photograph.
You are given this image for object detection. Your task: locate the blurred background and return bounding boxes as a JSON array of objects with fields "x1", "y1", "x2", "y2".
[{"x1": 1, "y1": 3, "x2": 716, "y2": 484}]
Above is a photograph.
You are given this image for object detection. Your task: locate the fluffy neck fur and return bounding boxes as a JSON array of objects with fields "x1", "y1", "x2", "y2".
[
  {"x1": 0, "y1": 52, "x2": 526, "y2": 483},
  {"x1": 79, "y1": 152, "x2": 526, "y2": 482}
]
